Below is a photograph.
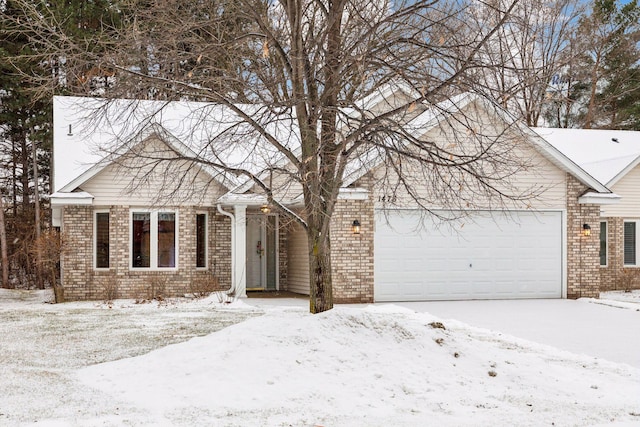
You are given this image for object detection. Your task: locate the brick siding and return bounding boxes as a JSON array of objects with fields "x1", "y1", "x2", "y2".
[
  {"x1": 600, "y1": 217, "x2": 640, "y2": 291},
  {"x1": 566, "y1": 174, "x2": 600, "y2": 299},
  {"x1": 61, "y1": 205, "x2": 231, "y2": 300},
  {"x1": 329, "y1": 192, "x2": 375, "y2": 303}
]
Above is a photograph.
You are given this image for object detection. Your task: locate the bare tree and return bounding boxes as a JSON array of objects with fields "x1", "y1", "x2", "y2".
[
  {"x1": 7, "y1": 0, "x2": 541, "y2": 313},
  {"x1": 466, "y1": 0, "x2": 584, "y2": 126}
]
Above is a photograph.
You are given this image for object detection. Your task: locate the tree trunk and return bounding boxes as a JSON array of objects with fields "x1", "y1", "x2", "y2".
[
  {"x1": 52, "y1": 279, "x2": 64, "y2": 303},
  {"x1": 308, "y1": 232, "x2": 333, "y2": 314},
  {"x1": 584, "y1": 51, "x2": 602, "y2": 129},
  {"x1": 33, "y1": 143, "x2": 43, "y2": 289},
  {"x1": 0, "y1": 193, "x2": 9, "y2": 288},
  {"x1": 20, "y1": 135, "x2": 29, "y2": 213},
  {"x1": 11, "y1": 139, "x2": 18, "y2": 216}
]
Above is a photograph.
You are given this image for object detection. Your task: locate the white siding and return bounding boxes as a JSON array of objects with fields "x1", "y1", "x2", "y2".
[
  {"x1": 372, "y1": 100, "x2": 567, "y2": 211},
  {"x1": 287, "y1": 222, "x2": 310, "y2": 295},
  {"x1": 368, "y1": 91, "x2": 416, "y2": 116},
  {"x1": 79, "y1": 137, "x2": 225, "y2": 206},
  {"x1": 603, "y1": 165, "x2": 640, "y2": 217}
]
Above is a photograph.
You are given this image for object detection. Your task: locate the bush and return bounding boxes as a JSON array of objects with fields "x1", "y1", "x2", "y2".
[
  {"x1": 102, "y1": 275, "x2": 118, "y2": 303},
  {"x1": 617, "y1": 270, "x2": 640, "y2": 292},
  {"x1": 146, "y1": 276, "x2": 167, "y2": 301},
  {"x1": 189, "y1": 275, "x2": 220, "y2": 298}
]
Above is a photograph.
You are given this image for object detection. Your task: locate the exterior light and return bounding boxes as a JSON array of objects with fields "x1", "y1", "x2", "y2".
[
  {"x1": 582, "y1": 223, "x2": 591, "y2": 236},
  {"x1": 260, "y1": 204, "x2": 271, "y2": 214},
  {"x1": 352, "y1": 220, "x2": 361, "y2": 234}
]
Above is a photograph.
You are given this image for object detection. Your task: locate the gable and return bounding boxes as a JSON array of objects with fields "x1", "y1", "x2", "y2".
[
  {"x1": 368, "y1": 98, "x2": 568, "y2": 210},
  {"x1": 78, "y1": 136, "x2": 228, "y2": 206},
  {"x1": 603, "y1": 163, "x2": 640, "y2": 217}
]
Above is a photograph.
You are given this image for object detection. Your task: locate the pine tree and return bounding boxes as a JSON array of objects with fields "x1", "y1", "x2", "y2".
[
  {"x1": 0, "y1": 0, "x2": 122, "y2": 288},
  {"x1": 573, "y1": 0, "x2": 640, "y2": 129}
]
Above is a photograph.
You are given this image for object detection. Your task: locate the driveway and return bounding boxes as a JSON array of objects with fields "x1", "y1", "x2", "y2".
[
  {"x1": 396, "y1": 297, "x2": 640, "y2": 368},
  {"x1": 249, "y1": 292, "x2": 640, "y2": 368}
]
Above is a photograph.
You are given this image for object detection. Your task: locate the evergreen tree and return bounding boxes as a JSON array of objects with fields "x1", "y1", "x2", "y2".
[
  {"x1": 0, "y1": 0, "x2": 122, "y2": 288},
  {"x1": 564, "y1": 0, "x2": 640, "y2": 129}
]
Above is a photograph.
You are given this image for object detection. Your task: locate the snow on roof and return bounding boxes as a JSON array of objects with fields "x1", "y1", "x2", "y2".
[
  {"x1": 53, "y1": 96, "x2": 300, "y2": 193},
  {"x1": 344, "y1": 94, "x2": 612, "y2": 194},
  {"x1": 532, "y1": 127, "x2": 640, "y2": 186}
]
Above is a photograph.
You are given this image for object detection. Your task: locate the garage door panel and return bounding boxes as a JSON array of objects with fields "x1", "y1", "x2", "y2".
[{"x1": 374, "y1": 210, "x2": 562, "y2": 301}]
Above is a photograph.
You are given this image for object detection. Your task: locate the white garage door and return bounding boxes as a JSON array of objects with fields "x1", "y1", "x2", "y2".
[{"x1": 374, "y1": 210, "x2": 563, "y2": 301}]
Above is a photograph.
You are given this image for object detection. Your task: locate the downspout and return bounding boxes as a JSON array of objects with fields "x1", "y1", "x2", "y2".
[{"x1": 217, "y1": 204, "x2": 235, "y2": 297}]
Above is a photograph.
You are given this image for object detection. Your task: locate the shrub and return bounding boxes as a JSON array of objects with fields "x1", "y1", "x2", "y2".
[
  {"x1": 102, "y1": 275, "x2": 119, "y2": 303},
  {"x1": 617, "y1": 270, "x2": 640, "y2": 292},
  {"x1": 189, "y1": 275, "x2": 220, "y2": 298},
  {"x1": 146, "y1": 276, "x2": 167, "y2": 301}
]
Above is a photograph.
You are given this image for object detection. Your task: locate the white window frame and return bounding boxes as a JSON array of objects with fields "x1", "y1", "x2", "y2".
[
  {"x1": 623, "y1": 220, "x2": 640, "y2": 267},
  {"x1": 129, "y1": 209, "x2": 179, "y2": 270},
  {"x1": 196, "y1": 211, "x2": 208, "y2": 270},
  {"x1": 599, "y1": 220, "x2": 607, "y2": 267},
  {"x1": 94, "y1": 209, "x2": 110, "y2": 270}
]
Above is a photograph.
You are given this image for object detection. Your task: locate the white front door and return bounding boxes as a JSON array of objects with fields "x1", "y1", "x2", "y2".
[{"x1": 246, "y1": 215, "x2": 278, "y2": 290}]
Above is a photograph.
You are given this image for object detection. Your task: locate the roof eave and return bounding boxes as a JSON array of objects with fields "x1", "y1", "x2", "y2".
[
  {"x1": 50, "y1": 191, "x2": 94, "y2": 206},
  {"x1": 578, "y1": 192, "x2": 621, "y2": 205}
]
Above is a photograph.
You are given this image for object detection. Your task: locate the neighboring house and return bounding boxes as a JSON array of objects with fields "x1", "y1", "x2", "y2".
[
  {"x1": 534, "y1": 128, "x2": 640, "y2": 292},
  {"x1": 51, "y1": 86, "x2": 619, "y2": 303}
]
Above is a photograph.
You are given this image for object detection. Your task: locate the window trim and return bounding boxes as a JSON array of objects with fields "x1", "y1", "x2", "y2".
[
  {"x1": 623, "y1": 220, "x2": 639, "y2": 267},
  {"x1": 129, "y1": 209, "x2": 179, "y2": 271},
  {"x1": 94, "y1": 210, "x2": 110, "y2": 270},
  {"x1": 599, "y1": 220, "x2": 607, "y2": 267},
  {"x1": 196, "y1": 212, "x2": 208, "y2": 270}
]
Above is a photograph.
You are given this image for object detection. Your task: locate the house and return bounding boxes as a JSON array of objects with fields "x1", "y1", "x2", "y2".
[
  {"x1": 533, "y1": 128, "x2": 640, "y2": 292},
  {"x1": 51, "y1": 86, "x2": 620, "y2": 303}
]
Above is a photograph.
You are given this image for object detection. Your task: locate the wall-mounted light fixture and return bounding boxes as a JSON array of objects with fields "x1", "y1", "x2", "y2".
[
  {"x1": 582, "y1": 223, "x2": 591, "y2": 236},
  {"x1": 260, "y1": 204, "x2": 271, "y2": 214},
  {"x1": 352, "y1": 219, "x2": 361, "y2": 235}
]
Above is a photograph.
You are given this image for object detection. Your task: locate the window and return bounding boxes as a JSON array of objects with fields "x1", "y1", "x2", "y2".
[
  {"x1": 196, "y1": 213, "x2": 207, "y2": 268},
  {"x1": 131, "y1": 210, "x2": 177, "y2": 269},
  {"x1": 599, "y1": 221, "x2": 607, "y2": 266},
  {"x1": 95, "y1": 212, "x2": 110, "y2": 269},
  {"x1": 624, "y1": 221, "x2": 637, "y2": 266}
]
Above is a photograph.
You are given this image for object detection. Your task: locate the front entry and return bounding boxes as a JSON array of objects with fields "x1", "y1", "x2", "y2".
[{"x1": 246, "y1": 215, "x2": 278, "y2": 291}]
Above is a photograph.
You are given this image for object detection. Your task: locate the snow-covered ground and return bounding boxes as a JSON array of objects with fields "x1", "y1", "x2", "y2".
[
  {"x1": 1, "y1": 289, "x2": 639, "y2": 426},
  {"x1": 395, "y1": 291, "x2": 640, "y2": 368}
]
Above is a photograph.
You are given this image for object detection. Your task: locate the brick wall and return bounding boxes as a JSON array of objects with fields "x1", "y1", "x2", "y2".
[
  {"x1": 566, "y1": 174, "x2": 600, "y2": 299},
  {"x1": 600, "y1": 217, "x2": 621, "y2": 291},
  {"x1": 61, "y1": 205, "x2": 231, "y2": 301},
  {"x1": 600, "y1": 217, "x2": 640, "y2": 291},
  {"x1": 329, "y1": 192, "x2": 374, "y2": 303},
  {"x1": 61, "y1": 206, "x2": 94, "y2": 299}
]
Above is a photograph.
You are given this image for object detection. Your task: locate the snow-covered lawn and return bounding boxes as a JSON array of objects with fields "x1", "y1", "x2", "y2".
[{"x1": 1, "y1": 289, "x2": 639, "y2": 426}]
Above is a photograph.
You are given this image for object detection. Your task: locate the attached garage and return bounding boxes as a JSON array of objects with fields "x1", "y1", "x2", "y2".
[{"x1": 374, "y1": 210, "x2": 564, "y2": 301}]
